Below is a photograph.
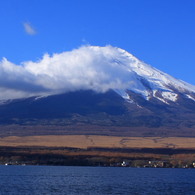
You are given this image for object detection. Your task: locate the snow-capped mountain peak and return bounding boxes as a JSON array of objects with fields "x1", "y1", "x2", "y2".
[
  {"x1": 0, "y1": 45, "x2": 194, "y2": 103},
  {"x1": 100, "y1": 46, "x2": 195, "y2": 103}
]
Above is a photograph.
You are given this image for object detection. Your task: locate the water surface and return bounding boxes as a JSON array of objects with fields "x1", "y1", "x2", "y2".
[{"x1": 0, "y1": 166, "x2": 195, "y2": 195}]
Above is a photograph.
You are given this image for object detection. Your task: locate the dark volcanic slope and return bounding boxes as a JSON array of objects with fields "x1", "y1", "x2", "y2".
[
  {"x1": 0, "y1": 89, "x2": 195, "y2": 137},
  {"x1": 0, "y1": 90, "x2": 126, "y2": 119},
  {"x1": 0, "y1": 90, "x2": 129, "y2": 129}
]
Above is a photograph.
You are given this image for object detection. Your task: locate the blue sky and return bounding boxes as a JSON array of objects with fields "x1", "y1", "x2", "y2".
[{"x1": 0, "y1": 0, "x2": 195, "y2": 85}]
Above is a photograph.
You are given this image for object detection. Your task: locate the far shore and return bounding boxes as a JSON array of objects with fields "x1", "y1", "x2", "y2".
[{"x1": 1, "y1": 135, "x2": 195, "y2": 168}]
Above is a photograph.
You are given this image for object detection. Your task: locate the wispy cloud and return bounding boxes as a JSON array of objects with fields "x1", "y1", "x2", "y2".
[
  {"x1": 0, "y1": 46, "x2": 133, "y2": 100},
  {"x1": 82, "y1": 38, "x2": 89, "y2": 45},
  {"x1": 23, "y1": 22, "x2": 36, "y2": 35}
]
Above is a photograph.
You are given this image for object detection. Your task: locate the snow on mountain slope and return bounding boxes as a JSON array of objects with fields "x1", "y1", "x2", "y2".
[{"x1": 95, "y1": 46, "x2": 195, "y2": 103}]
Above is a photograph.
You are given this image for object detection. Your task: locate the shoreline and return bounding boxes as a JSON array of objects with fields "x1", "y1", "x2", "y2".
[{"x1": 0, "y1": 145, "x2": 195, "y2": 168}]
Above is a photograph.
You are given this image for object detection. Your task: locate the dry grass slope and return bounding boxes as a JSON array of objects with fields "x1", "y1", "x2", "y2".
[{"x1": 0, "y1": 135, "x2": 195, "y2": 149}]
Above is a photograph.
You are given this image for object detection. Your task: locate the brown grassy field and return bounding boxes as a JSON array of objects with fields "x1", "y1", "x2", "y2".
[{"x1": 0, "y1": 135, "x2": 195, "y2": 149}]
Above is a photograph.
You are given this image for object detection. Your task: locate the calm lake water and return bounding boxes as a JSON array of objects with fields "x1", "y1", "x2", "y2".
[{"x1": 0, "y1": 166, "x2": 195, "y2": 195}]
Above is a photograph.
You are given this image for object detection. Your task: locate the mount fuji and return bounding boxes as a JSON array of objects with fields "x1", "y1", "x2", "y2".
[{"x1": 0, "y1": 46, "x2": 194, "y2": 137}]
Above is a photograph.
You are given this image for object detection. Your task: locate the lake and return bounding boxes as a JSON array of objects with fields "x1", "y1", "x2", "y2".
[{"x1": 0, "y1": 166, "x2": 195, "y2": 195}]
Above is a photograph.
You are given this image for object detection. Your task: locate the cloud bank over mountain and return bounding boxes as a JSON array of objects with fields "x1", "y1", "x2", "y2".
[{"x1": 0, "y1": 46, "x2": 133, "y2": 100}]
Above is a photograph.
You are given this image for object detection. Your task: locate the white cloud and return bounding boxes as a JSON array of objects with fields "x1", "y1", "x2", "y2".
[
  {"x1": 23, "y1": 22, "x2": 36, "y2": 35},
  {"x1": 0, "y1": 45, "x2": 133, "y2": 100}
]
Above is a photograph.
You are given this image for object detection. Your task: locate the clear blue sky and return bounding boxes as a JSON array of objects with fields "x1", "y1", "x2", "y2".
[{"x1": 0, "y1": 0, "x2": 195, "y2": 85}]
